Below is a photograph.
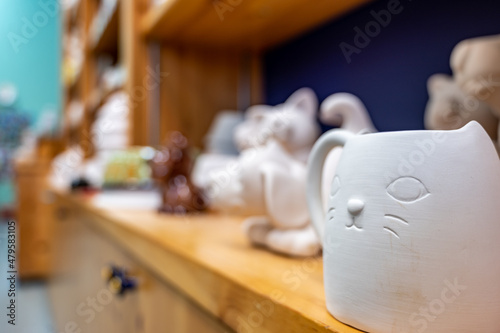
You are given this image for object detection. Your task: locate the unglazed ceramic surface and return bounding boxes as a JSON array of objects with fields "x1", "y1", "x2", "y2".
[
  {"x1": 234, "y1": 87, "x2": 320, "y2": 163},
  {"x1": 207, "y1": 88, "x2": 322, "y2": 256},
  {"x1": 307, "y1": 121, "x2": 500, "y2": 333},
  {"x1": 210, "y1": 93, "x2": 375, "y2": 257},
  {"x1": 210, "y1": 139, "x2": 309, "y2": 227},
  {"x1": 209, "y1": 139, "x2": 321, "y2": 257},
  {"x1": 451, "y1": 34, "x2": 500, "y2": 149},
  {"x1": 425, "y1": 73, "x2": 498, "y2": 139},
  {"x1": 320, "y1": 92, "x2": 376, "y2": 133},
  {"x1": 319, "y1": 93, "x2": 377, "y2": 210}
]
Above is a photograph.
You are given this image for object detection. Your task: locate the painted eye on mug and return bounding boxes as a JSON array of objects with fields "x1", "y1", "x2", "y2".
[
  {"x1": 330, "y1": 176, "x2": 341, "y2": 198},
  {"x1": 387, "y1": 176, "x2": 429, "y2": 203}
]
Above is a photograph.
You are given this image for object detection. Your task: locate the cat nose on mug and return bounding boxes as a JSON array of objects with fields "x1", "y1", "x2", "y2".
[{"x1": 347, "y1": 198, "x2": 365, "y2": 216}]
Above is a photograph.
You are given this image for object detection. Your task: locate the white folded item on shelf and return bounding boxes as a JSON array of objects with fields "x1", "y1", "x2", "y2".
[
  {"x1": 91, "y1": 190, "x2": 161, "y2": 210},
  {"x1": 92, "y1": 91, "x2": 130, "y2": 150},
  {"x1": 92, "y1": 116, "x2": 129, "y2": 135},
  {"x1": 93, "y1": 132, "x2": 129, "y2": 151}
]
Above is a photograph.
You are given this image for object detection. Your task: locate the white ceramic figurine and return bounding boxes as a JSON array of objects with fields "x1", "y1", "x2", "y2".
[
  {"x1": 451, "y1": 34, "x2": 500, "y2": 149},
  {"x1": 209, "y1": 139, "x2": 321, "y2": 257},
  {"x1": 210, "y1": 92, "x2": 375, "y2": 257},
  {"x1": 234, "y1": 87, "x2": 320, "y2": 163},
  {"x1": 319, "y1": 93, "x2": 377, "y2": 210},
  {"x1": 424, "y1": 73, "x2": 498, "y2": 139}
]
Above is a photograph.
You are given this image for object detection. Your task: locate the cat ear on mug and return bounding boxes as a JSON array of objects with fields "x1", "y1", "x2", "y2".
[
  {"x1": 260, "y1": 163, "x2": 309, "y2": 229},
  {"x1": 460, "y1": 120, "x2": 490, "y2": 135},
  {"x1": 458, "y1": 121, "x2": 499, "y2": 156},
  {"x1": 285, "y1": 87, "x2": 318, "y2": 118}
]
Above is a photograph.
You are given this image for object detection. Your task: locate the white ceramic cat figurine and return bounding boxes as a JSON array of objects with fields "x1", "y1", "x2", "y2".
[
  {"x1": 424, "y1": 73, "x2": 498, "y2": 139},
  {"x1": 320, "y1": 92, "x2": 376, "y2": 133},
  {"x1": 209, "y1": 139, "x2": 320, "y2": 257},
  {"x1": 307, "y1": 121, "x2": 500, "y2": 333},
  {"x1": 234, "y1": 87, "x2": 320, "y2": 163},
  {"x1": 211, "y1": 92, "x2": 374, "y2": 257},
  {"x1": 319, "y1": 93, "x2": 377, "y2": 210}
]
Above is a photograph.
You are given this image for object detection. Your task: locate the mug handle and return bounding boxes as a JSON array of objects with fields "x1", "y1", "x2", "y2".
[{"x1": 306, "y1": 129, "x2": 355, "y2": 244}]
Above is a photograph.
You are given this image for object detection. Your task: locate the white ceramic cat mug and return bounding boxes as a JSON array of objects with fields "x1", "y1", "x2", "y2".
[{"x1": 307, "y1": 121, "x2": 500, "y2": 333}]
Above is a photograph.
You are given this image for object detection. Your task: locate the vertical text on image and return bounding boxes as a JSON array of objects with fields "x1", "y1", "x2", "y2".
[{"x1": 6, "y1": 220, "x2": 17, "y2": 326}]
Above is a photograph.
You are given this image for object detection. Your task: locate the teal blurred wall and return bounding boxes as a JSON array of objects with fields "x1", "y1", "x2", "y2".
[{"x1": 0, "y1": 0, "x2": 61, "y2": 207}]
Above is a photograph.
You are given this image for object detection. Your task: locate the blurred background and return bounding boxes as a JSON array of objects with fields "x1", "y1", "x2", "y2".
[{"x1": 0, "y1": 0, "x2": 499, "y2": 332}]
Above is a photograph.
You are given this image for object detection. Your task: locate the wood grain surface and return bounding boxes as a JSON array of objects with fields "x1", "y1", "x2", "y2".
[
  {"x1": 51, "y1": 188, "x2": 363, "y2": 333},
  {"x1": 142, "y1": 0, "x2": 374, "y2": 50}
]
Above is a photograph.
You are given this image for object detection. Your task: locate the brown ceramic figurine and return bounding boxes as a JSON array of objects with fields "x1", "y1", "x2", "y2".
[{"x1": 150, "y1": 132, "x2": 206, "y2": 213}]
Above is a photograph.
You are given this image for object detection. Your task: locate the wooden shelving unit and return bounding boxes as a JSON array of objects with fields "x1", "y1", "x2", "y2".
[
  {"x1": 55, "y1": 1, "x2": 378, "y2": 331},
  {"x1": 140, "y1": 0, "x2": 208, "y2": 42},
  {"x1": 142, "y1": 0, "x2": 373, "y2": 50},
  {"x1": 49, "y1": 187, "x2": 364, "y2": 333},
  {"x1": 62, "y1": 0, "x2": 150, "y2": 151},
  {"x1": 89, "y1": 1, "x2": 120, "y2": 54},
  {"x1": 62, "y1": 0, "x2": 373, "y2": 150}
]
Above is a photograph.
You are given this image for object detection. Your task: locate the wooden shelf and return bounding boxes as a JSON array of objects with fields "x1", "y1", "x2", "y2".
[
  {"x1": 86, "y1": 85, "x2": 122, "y2": 115},
  {"x1": 63, "y1": 70, "x2": 82, "y2": 99},
  {"x1": 142, "y1": 0, "x2": 373, "y2": 50},
  {"x1": 71, "y1": 1, "x2": 84, "y2": 29},
  {"x1": 141, "y1": 0, "x2": 207, "y2": 42},
  {"x1": 51, "y1": 188, "x2": 362, "y2": 333},
  {"x1": 90, "y1": 2, "x2": 120, "y2": 54},
  {"x1": 63, "y1": 1, "x2": 83, "y2": 32}
]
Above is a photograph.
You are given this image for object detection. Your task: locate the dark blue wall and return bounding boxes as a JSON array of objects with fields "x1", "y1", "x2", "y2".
[{"x1": 264, "y1": 0, "x2": 500, "y2": 132}]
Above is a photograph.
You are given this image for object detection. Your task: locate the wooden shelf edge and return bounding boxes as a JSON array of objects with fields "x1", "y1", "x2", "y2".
[
  {"x1": 140, "y1": 0, "x2": 374, "y2": 50},
  {"x1": 62, "y1": 1, "x2": 83, "y2": 32},
  {"x1": 63, "y1": 69, "x2": 83, "y2": 99},
  {"x1": 255, "y1": 0, "x2": 375, "y2": 50},
  {"x1": 89, "y1": 2, "x2": 120, "y2": 54},
  {"x1": 71, "y1": 1, "x2": 84, "y2": 28},
  {"x1": 140, "y1": 0, "x2": 209, "y2": 40},
  {"x1": 50, "y1": 188, "x2": 361, "y2": 333}
]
